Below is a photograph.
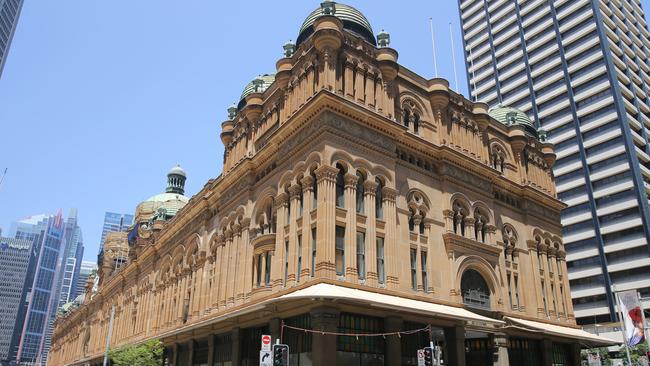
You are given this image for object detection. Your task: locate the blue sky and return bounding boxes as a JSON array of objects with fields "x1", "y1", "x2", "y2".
[{"x1": 0, "y1": 1, "x2": 589, "y2": 261}]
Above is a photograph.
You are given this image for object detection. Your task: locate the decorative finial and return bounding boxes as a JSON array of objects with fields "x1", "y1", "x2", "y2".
[
  {"x1": 227, "y1": 103, "x2": 237, "y2": 119},
  {"x1": 377, "y1": 29, "x2": 390, "y2": 48},
  {"x1": 283, "y1": 40, "x2": 296, "y2": 58},
  {"x1": 320, "y1": 1, "x2": 335, "y2": 15},
  {"x1": 252, "y1": 76, "x2": 264, "y2": 93},
  {"x1": 537, "y1": 128, "x2": 548, "y2": 142}
]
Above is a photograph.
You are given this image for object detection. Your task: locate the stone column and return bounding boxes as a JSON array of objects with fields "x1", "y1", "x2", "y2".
[
  {"x1": 344, "y1": 172, "x2": 358, "y2": 281},
  {"x1": 315, "y1": 165, "x2": 339, "y2": 279},
  {"x1": 240, "y1": 218, "x2": 252, "y2": 303},
  {"x1": 490, "y1": 333, "x2": 509, "y2": 366},
  {"x1": 219, "y1": 232, "x2": 231, "y2": 308},
  {"x1": 231, "y1": 327, "x2": 242, "y2": 366},
  {"x1": 444, "y1": 326, "x2": 466, "y2": 366},
  {"x1": 287, "y1": 184, "x2": 302, "y2": 284},
  {"x1": 272, "y1": 192, "x2": 288, "y2": 290},
  {"x1": 269, "y1": 318, "x2": 282, "y2": 343},
  {"x1": 310, "y1": 307, "x2": 339, "y2": 366},
  {"x1": 464, "y1": 217, "x2": 475, "y2": 240},
  {"x1": 228, "y1": 223, "x2": 241, "y2": 306},
  {"x1": 385, "y1": 316, "x2": 403, "y2": 365},
  {"x1": 300, "y1": 175, "x2": 314, "y2": 280},
  {"x1": 541, "y1": 339, "x2": 552, "y2": 366},
  {"x1": 206, "y1": 335, "x2": 215, "y2": 366},
  {"x1": 382, "y1": 187, "x2": 398, "y2": 288},
  {"x1": 364, "y1": 180, "x2": 378, "y2": 286}
]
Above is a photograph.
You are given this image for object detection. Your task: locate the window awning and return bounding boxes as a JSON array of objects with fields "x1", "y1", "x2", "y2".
[
  {"x1": 504, "y1": 316, "x2": 619, "y2": 346},
  {"x1": 279, "y1": 283, "x2": 503, "y2": 326}
]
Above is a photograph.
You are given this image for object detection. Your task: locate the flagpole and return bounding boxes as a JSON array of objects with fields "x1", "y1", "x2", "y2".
[
  {"x1": 615, "y1": 292, "x2": 633, "y2": 365},
  {"x1": 429, "y1": 18, "x2": 438, "y2": 78},
  {"x1": 449, "y1": 22, "x2": 459, "y2": 93}
]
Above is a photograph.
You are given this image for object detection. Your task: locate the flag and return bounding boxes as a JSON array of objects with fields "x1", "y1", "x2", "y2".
[{"x1": 618, "y1": 290, "x2": 645, "y2": 347}]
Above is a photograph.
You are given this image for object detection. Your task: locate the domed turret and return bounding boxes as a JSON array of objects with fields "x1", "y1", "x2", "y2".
[
  {"x1": 297, "y1": 1, "x2": 375, "y2": 46},
  {"x1": 488, "y1": 104, "x2": 537, "y2": 136},
  {"x1": 239, "y1": 74, "x2": 276, "y2": 108},
  {"x1": 166, "y1": 164, "x2": 186, "y2": 195}
]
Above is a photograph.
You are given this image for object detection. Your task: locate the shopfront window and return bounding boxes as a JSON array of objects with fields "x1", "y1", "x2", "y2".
[{"x1": 337, "y1": 313, "x2": 384, "y2": 366}]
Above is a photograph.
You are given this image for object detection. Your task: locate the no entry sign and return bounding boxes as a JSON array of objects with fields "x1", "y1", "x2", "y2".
[{"x1": 261, "y1": 334, "x2": 272, "y2": 352}]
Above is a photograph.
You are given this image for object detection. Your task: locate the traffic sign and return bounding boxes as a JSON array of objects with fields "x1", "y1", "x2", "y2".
[
  {"x1": 261, "y1": 334, "x2": 272, "y2": 352},
  {"x1": 259, "y1": 350, "x2": 273, "y2": 366}
]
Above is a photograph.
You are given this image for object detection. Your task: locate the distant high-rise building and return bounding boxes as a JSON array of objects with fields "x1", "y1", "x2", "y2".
[
  {"x1": 98, "y1": 212, "x2": 133, "y2": 252},
  {"x1": 8, "y1": 212, "x2": 65, "y2": 365},
  {"x1": 0, "y1": 236, "x2": 33, "y2": 364},
  {"x1": 55, "y1": 209, "x2": 84, "y2": 309},
  {"x1": 458, "y1": 0, "x2": 650, "y2": 329},
  {"x1": 73, "y1": 261, "x2": 96, "y2": 299},
  {"x1": 0, "y1": 0, "x2": 24, "y2": 78}
]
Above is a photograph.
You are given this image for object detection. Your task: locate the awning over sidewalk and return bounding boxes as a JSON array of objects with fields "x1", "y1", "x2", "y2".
[
  {"x1": 280, "y1": 283, "x2": 503, "y2": 326},
  {"x1": 504, "y1": 316, "x2": 619, "y2": 346}
]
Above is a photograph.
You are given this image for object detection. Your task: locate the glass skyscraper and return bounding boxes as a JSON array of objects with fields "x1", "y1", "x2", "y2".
[
  {"x1": 9, "y1": 213, "x2": 65, "y2": 365},
  {"x1": 98, "y1": 212, "x2": 133, "y2": 252},
  {"x1": 458, "y1": 0, "x2": 650, "y2": 329},
  {"x1": 73, "y1": 260, "x2": 96, "y2": 299},
  {"x1": 55, "y1": 209, "x2": 84, "y2": 309},
  {"x1": 0, "y1": 236, "x2": 33, "y2": 364},
  {"x1": 0, "y1": 0, "x2": 23, "y2": 78}
]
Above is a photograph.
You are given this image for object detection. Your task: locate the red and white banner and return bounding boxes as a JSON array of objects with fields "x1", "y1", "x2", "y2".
[{"x1": 618, "y1": 290, "x2": 645, "y2": 347}]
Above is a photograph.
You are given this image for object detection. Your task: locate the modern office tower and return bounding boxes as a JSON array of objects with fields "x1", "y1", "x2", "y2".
[
  {"x1": 72, "y1": 261, "x2": 96, "y2": 299},
  {"x1": 98, "y1": 212, "x2": 133, "y2": 252},
  {"x1": 458, "y1": 0, "x2": 650, "y2": 327},
  {"x1": 0, "y1": 236, "x2": 33, "y2": 364},
  {"x1": 9, "y1": 212, "x2": 65, "y2": 365},
  {"x1": 0, "y1": 0, "x2": 24, "y2": 78},
  {"x1": 55, "y1": 209, "x2": 84, "y2": 309}
]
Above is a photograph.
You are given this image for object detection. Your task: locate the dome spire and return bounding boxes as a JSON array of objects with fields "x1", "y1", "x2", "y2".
[{"x1": 166, "y1": 164, "x2": 186, "y2": 195}]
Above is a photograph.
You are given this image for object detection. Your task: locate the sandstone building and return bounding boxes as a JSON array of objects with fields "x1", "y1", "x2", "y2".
[{"x1": 49, "y1": 2, "x2": 613, "y2": 365}]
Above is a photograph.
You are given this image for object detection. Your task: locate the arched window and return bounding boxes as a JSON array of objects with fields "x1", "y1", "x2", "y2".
[
  {"x1": 413, "y1": 113, "x2": 420, "y2": 135},
  {"x1": 285, "y1": 185, "x2": 291, "y2": 221},
  {"x1": 461, "y1": 269, "x2": 490, "y2": 309},
  {"x1": 336, "y1": 164, "x2": 345, "y2": 208},
  {"x1": 408, "y1": 208, "x2": 416, "y2": 232},
  {"x1": 491, "y1": 144, "x2": 506, "y2": 173},
  {"x1": 311, "y1": 169, "x2": 318, "y2": 208},
  {"x1": 502, "y1": 225, "x2": 517, "y2": 261},
  {"x1": 452, "y1": 200, "x2": 468, "y2": 236},
  {"x1": 375, "y1": 178, "x2": 384, "y2": 219},
  {"x1": 298, "y1": 179, "x2": 304, "y2": 217},
  {"x1": 356, "y1": 171, "x2": 365, "y2": 214},
  {"x1": 403, "y1": 109, "x2": 410, "y2": 128},
  {"x1": 474, "y1": 208, "x2": 489, "y2": 243},
  {"x1": 419, "y1": 211, "x2": 426, "y2": 234}
]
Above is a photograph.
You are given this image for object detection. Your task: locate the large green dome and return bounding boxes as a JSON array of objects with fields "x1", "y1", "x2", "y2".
[
  {"x1": 488, "y1": 105, "x2": 537, "y2": 135},
  {"x1": 297, "y1": 2, "x2": 376, "y2": 46}
]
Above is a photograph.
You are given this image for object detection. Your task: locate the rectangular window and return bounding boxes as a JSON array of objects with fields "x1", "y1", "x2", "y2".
[
  {"x1": 541, "y1": 281, "x2": 548, "y2": 315},
  {"x1": 560, "y1": 286, "x2": 567, "y2": 317},
  {"x1": 265, "y1": 251, "x2": 272, "y2": 285},
  {"x1": 335, "y1": 226, "x2": 345, "y2": 276},
  {"x1": 377, "y1": 237, "x2": 385, "y2": 284},
  {"x1": 311, "y1": 228, "x2": 317, "y2": 277},
  {"x1": 507, "y1": 273, "x2": 513, "y2": 309},
  {"x1": 256, "y1": 253, "x2": 263, "y2": 287},
  {"x1": 421, "y1": 251, "x2": 428, "y2": 293},
  {"x1": 551, "y1": 283, "x2": 558, "y2": 316},
  {"x1": 514, "y1": 275, "x2": 520, "y2": 309},
  {"x1": 296, "y1": 234, "x2": 302, "y2": 283},
  {"x1": 284, "y1": 240, "x2": 289, "y2": 285},
  {"x1": 299, "y1": 191, "x2": 304, "y2": 217},
  {"x1": 356, "y1": 231, "x2": 366, "y2": 280},
  {"x1": 410, "y1": 248, "x2": 417, "y2": 291}
]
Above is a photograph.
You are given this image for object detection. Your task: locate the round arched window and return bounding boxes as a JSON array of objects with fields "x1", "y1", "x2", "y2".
[{"x1": 461, "y1": 269, "x2": 490, "y2": 309}]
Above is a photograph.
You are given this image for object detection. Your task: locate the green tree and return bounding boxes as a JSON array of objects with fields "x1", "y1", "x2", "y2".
[{"x1": 108, "y1": 339, "x2": 164, "y2": 366}]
